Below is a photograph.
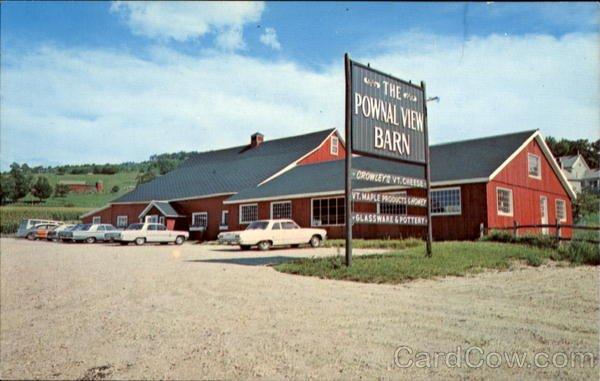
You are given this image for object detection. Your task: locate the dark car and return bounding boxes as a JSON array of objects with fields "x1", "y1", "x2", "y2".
[
  {"x1": 46, "y1": 224, "x2": 75, "y2": 242},
  {"x1": 58, "y1": 224, "x2": 88, "y2": 242}
]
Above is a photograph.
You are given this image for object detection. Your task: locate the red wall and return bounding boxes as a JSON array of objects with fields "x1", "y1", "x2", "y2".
[
  {"x1": 82, "y1": 203, "x2": 146, "y2": 226},
  {"x1": 298, "y1": 134, "x2": 346, "y2": 165},
  {"x1": 487, "y1": 138, "x2": 573, "y2": 237},
  {"x1": 171, "y1": 195, "x2": 233, "y2": 240}
]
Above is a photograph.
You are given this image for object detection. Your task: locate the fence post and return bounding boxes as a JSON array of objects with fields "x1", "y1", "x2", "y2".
[
  {"x1": 480, "y1": 223, "x2": 484, "y2": 238},
  {"x1": 556, "y1": 220, "x2": 561, "y2": 239},
  {"x1": 513, "y1": 220, "x2": 519, "y2": 238}
]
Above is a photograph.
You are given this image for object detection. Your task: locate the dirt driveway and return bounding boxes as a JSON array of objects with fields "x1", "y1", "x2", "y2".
[{"x1": 1, "y1": 238, "x2": 598, "y2": 380}]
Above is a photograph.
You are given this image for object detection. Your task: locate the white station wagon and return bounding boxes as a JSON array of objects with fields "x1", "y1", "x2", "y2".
[
  {"x1": 218, "y1": 219, "x2": 327, "y2": 251},
  {"x1": 111, "y1": 222, "x2": 189, "y2": 246}
]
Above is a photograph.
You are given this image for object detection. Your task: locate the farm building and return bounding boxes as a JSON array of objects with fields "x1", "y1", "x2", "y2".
[{"x1": 82, "y1": 128, "x2": 575, "y2": 241}]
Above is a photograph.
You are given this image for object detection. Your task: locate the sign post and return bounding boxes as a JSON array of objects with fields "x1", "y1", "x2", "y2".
[{"x1": 344, "y1": 54, "x2": 432, "y2": 265}]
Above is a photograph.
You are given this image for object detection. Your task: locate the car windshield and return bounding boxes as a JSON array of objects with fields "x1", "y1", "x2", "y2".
[
  {"x1": 246, "y1": 221, "x2": 269, "y2": 230},
  {"x1": 79, "y1": 224, "x2": 92, "y2": 231},
  {"x1": 19, "y1": 220, "x2": 29, "y2": 230},
  {"x1": 127, "y1": 223, "x2": 144, "y2": 230},
  {"x1": 70, "y1": 224, "x2": 84, "y2": 231}
]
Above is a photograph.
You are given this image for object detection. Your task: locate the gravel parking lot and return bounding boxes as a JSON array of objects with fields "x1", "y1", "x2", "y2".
[{"x1": 1, "y1": 238, "x2": 598, "y2": 380}]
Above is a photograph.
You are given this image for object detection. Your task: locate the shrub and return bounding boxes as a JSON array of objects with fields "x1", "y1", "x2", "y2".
[
  {"x1": 554, "y1": 241, "x2": 600, "y2": 266},
  {"x1": 481, "y1": 230, "x2": 558, "y2": 249},
  {"x1": 111, "y1": 185, "x2": 120, "y2": 193},
  {"x1": 524, "y1": 252, "x2": 544, "y2": 267}
]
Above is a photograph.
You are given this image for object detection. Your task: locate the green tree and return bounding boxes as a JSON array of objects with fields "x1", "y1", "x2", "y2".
[
  {"x1": 573, "y1": 190, "x2": 599, "y2": 222},
  {"x1": 545, "y1": 137, "x2": 600, "y2": 169},
  {"x1": 111, "y1": 185, "x2": 120, "y2": 193},
  {"x1": 136, "y1": 168, "x2": 157, "y2": 185},
  {"x1": 9, "y1": 163, "x2": 33, "y2": 201},
  {"x1": 0, "y1": 174, "x2": 16, "y2": 204},
  {"x1": 31, "y1": 176, "x2": 53, "y2": 202},
  {"x1": 54, "y1": 183, "x2": 70, "y2": 197}
]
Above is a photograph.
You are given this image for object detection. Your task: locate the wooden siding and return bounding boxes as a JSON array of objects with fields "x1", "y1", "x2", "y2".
[
  {"x1": 171, "y1": 195, "x2": 232, "y2": 241},
  {"x1": 487, "y1": 138, "x2": 573, "y2": 237},
  {"x1": 298, "y1": 134, "x2": 346, "y2": 165}
]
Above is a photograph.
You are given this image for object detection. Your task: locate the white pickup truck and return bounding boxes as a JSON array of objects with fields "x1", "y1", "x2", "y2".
[
  {"x1": 110, "y1": 222, "x2": 189, "y2": 246},
  {"x1": 217, "y1": 219, "x2": 327, "y2": 251}
]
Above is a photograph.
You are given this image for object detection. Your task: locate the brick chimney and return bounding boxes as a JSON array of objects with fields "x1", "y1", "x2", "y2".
[{"x1": 251, "y1": 132, "x2": 264, "y2": 148}]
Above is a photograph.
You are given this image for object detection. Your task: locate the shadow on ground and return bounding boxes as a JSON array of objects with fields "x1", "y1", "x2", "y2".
[{"x1": 184, "y1": 256, "x2": 299, "y2": 266}]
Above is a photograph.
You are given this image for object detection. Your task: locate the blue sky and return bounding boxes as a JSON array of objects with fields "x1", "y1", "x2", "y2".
[{"x1": 1, "y1": 2, "x2": 598, "y2": 169}]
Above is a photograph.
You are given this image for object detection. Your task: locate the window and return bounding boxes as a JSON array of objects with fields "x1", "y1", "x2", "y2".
[
  {"x1": 116, "y1": 216, "x2": 128, "y2": 228},
  {"x1": 221, "y1": 211, "x2": 229, "y2": 226},
  {"x1": 191, "y1": 212, "x2": 208, "y2": 230},
  {"x1": 282, "y1": 221, "x2": 299, "y2": 229},
  {"x1": 246, "y1": 221, "x2": 268, "y2": 230},
  {"x1": 431, "y1": 187, "x2": 462, "y2": 216},
  {"x1": 145, "y1": 215, "x2": 158, "y2": 223},
  {"x1": 272, "y1": 222, "x2": 281, "y2": 230},
  {"x1": 240, "y1": 204, "x2": 258, "y2": 224},
  {"x1": 271, "y1": 201, "x2": 292, "y2": 219},
  {"x1": 312, "y1": 197, "x2": 345, "y2": 226},
  {"x1": 555, "y1": 199, "x2": 567, "y2": 222},
  {"x1": 377, "y1": 192, "x2": 407, "y2": 215},
  {"x1": 159, "y1": 216, "x2": 165, "y2": 226},
  {"x1": 528, "y1": 153, "x2": 541, "y2": 178},
  {"x1": 92, "y1": 216, "x2": 101, "y2": 224},
  {"x1": 496, "y1": 187, "x2": 513, "y2": 216},
  {"x1": 156, "y1": 224, "x2": 167, "y2": 231},
  {"x1": 330, "y1": 136, "x2": 339, "y2": 155}
]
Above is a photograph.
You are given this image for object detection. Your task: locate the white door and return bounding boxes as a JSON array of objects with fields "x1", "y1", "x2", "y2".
[{"x1": 540, "y1": 196, "x2": 548, "y2": 234}]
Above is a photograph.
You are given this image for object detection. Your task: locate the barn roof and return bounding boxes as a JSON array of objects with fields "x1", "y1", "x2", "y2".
[
  {"x1": 113, "y1": 128, "x2": 336, "y2": 203},
  {"x1": 225, "y1": 130, "x2": 541, "y2": 203}
]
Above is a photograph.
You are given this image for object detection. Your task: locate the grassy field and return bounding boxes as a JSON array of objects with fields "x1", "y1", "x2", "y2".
[
  {"x1": 274, "y1": 241, "x2": 579, "y2": 284},
  {"x1": 0, "y1": 206, "x2": 90, "y2": 234},
  {"x1": 19, "y1": 172, "x2": 138, "y2": 207}
]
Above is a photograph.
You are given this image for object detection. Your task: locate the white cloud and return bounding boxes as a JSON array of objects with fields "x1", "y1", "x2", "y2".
[
  {"x1": 1, "y1": 32, "x2": 597, "y2": 169},
  {"x1": 110, "y1": 1, "x2": 264, "y2": 49},
  {"x1": 260, "y1": 27, "x2": 281, "y2": 50}
]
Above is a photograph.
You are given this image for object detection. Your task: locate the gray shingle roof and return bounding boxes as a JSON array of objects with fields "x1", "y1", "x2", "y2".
[
  {"x1": 153, "y1": 201, "x2": 184, "y2": 217},
  {"x1": 114, "y1": 129, "x2": 335, "y2": 203},
  {"x1": 226, "y1": 130, "x2": 537, "y2": 202},
  {"x1": 558, "y1": 155, "x2": 579, "y2": 168}
]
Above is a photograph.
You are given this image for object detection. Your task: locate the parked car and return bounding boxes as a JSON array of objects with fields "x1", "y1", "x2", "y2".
[
  {"x1": 23, "y1": 223, "x2": 62, "y2": 240},
  {"x1": 46, "y1": 224, "x2": 75, "y2": 242},
  {"x1": 217, "y1": 219, "x2": 327, "y2": 251},
  {"x1": 58, "y1": 224, "x2": 87, "y2": 242},
  {"x1": 69, "y1": 224, "x2": 121, "y2": 243},
  {"x1": 111, "y1": 222, "x2": 188, "y2": 246},
  {"x1": 16, "y1": 219, "x2": 61, "y2": 238}
]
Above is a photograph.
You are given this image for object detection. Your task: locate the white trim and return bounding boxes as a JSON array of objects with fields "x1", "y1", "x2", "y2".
[
  {"x1": 239, "y1": 203, "x2": 259, "y2": 225},
  {"x1": 527, "y1": 153, "x2": 542, "y2": 179},
  {"x1": 310, "y1": 196, "x2": 345, "y2": 227},
  {"x1": 138, "y1": 200, "x2": 183, "y2": 219},
  {"x1": 80, "y1": 204, "x2": 111, "y2": 219},
  {"x1": 489, "y1": 131, "x2": 576, "y2": 200},
  {"x1": 431, "y1": 186, "x2": 462, "y2": 216},
  {"x1": 431, "y1": 178, "x2": 488, "y2": 187},
  {"x1": 92, "y1": 216, "x2": 101, "y2": 224},
  {"x1": 257, "y1": 129, "x2": 339, "y2": 187},
  {"x1": 159, "y1": 216, "x2": 166, "y2": 226},
  {"x1": 224, "y1": 180, "x2": 488, "y2": 205},
  {"x1": 555, "y1": 199, "x2": 567, "y2": 222},
  {"x1": 190, "y1": 212, "x2": 208, "y2": 231},
  {"x1": 116, "y1": 215, "x2": 128, "y2": 228},
  {"x1": 220, "y1": 210, "x2": 229, "y2": 230},
  {"x1": 165, "y1": 192, "x2": 236, "y2": 202},
  {"x1": 496, "y1": 187, "x2": 514, "y2": 217},
  {"x1": 330, "y1": 136, "x2": 339, "y2": 156},
  {"x1": 270, "y1": 200, "x2": 292, "y2": 219}
]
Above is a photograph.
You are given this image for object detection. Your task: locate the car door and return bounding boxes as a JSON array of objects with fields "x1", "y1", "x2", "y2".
[
  {"x1": 145, "y1": 224, "x2": 158, "y2": 242},
  {"x1": 156, "y1": 224, "x2": 170, "y2": 242},
  {"x1": 271, "y1": 222, "x2": 285, "y2": 245},
  {"x1": 281, "y1": 221, "x2": 303, "y2": 245}
]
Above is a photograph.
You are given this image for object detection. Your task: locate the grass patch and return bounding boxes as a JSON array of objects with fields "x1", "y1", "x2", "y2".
[
  {"x1": 322, "y1": 238, "x2": 423, "y2": 250},
  {"x1": 0, "y1": 206, "x2": 89, "y2": 234},
  {"x1": 274, "y1": 241, "x2": 560, "y2": 284}
]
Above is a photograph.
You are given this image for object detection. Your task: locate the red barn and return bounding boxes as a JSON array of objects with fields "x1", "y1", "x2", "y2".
[{"x1": 82, "y1": 129, "x2": 575, "y2": 241}]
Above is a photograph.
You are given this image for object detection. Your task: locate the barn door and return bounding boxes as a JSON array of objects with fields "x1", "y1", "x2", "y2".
[{"x1": 540, "y1": 196, "x2": 548, "y2": 235}]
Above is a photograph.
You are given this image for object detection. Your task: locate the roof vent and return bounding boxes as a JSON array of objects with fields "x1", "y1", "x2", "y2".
[{"x1": 251, "y1": 132, "x2": 264, "y2": 148}]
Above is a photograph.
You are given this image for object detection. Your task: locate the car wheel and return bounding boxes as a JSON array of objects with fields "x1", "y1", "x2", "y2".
[
  {"x1": 240, "y1": 245, "x2": 251, "y2": 251},
  {"x1": 86, "y1": 237, "x2": 96, "y2": 244},
  {"x1": 257, "y1": 241, "x2": 271, "y2": 251},
  {"x1": 310, "y1": 235, "x2": 321, "y2": 248},
  {"x1": 175, "y1": 236, "x2": 185, "y2": 245},
  {"x1": 135, "y1": 237, "x2": 146, "y2": 246},
  {"x1": 26, "y1": 233, "x2": 36, "y2": 240}
]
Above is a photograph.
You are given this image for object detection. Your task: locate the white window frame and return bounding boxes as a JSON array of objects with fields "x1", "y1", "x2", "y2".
[
  {"x1": 528, "y1": 153, "x2": 541, "y2": 179},
  {"x1": 555, "y1": 199, "x2": 567, "y2": 222},
  {"x1": 159, "y1": 216, "x2": 166, "y2": 226},
  {"x1": 220, "y1": 210, "x2": 229, "y2": 229},
  {"x1": 190, "y1": 212, "x2": 208, "y2": 231},
  {"x1": 145, "y1": 215, "x2": 158, "y2": 223},
  {"x1": 431, "y1": 187, "x2": 462, "y2": 216},
  {"x1": 270, "y1": 201, "x2": 292, "y2": 219},
  {"x1": 330, "y1": 136, "x2": 339, "y2": 156},
  {"x1": 239, "y1": 204, "x2": 259, "y2": 224},
  {"x1": 311, "y1": 196, "x2": 345, "y2": 227},
  {"x1": 376, "y1": 191, "x2": 408, "y2": 215},
  {"x1": 92, "y1": 216, "x2": 101, "y2": 224},
  {"x1": 496, "y1": 187, "x2": 514, "y2": 217},
  {"x1": 116, "y1": 215, "x2": 128, "y2": 228}
]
